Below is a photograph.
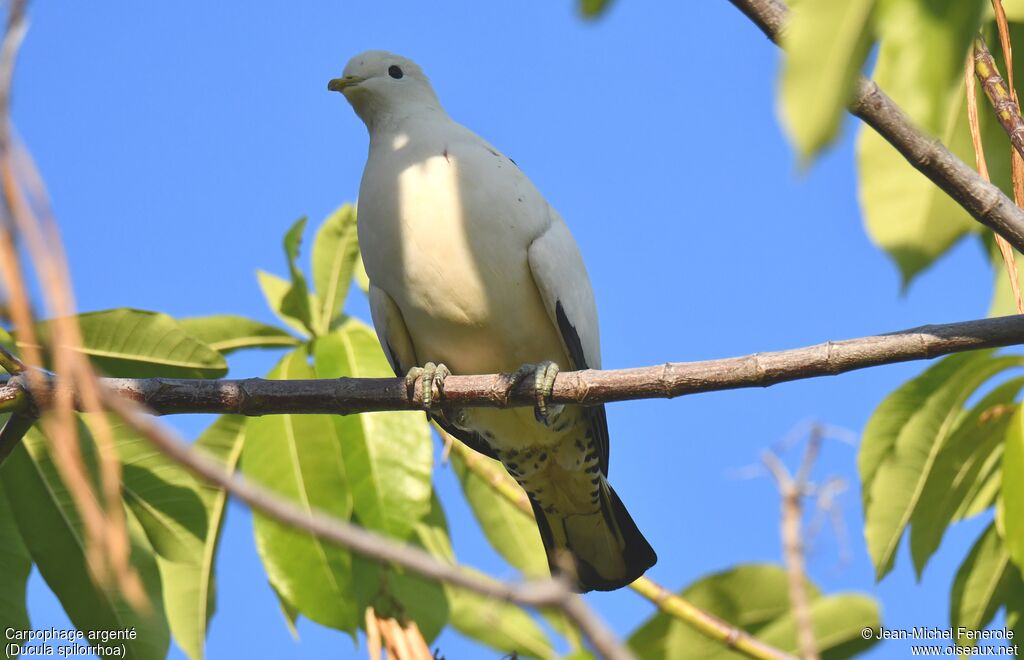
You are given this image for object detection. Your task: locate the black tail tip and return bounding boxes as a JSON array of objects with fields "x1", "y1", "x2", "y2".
[
  {"x1": 575, "y1": 486, "x2": 657, "y2": 592},
  {"x1": 533, "y1": 487, "x2": 657, "y2": 593}
]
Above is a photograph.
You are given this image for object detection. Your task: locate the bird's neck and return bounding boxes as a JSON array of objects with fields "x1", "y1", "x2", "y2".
[{"x1": 364, "y1": 101, "x2": 449, "y2": 138}]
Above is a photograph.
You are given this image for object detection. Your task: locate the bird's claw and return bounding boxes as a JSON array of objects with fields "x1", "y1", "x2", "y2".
[
  {"x1": 406, "y1": 362, "x2": 450, "y2": 409},
  {"x1": 509, "y1": 361, "x2": 560, "y2": 424}
]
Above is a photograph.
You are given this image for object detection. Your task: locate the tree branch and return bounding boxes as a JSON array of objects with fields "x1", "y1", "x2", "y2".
[
  {"x1": 2, "y1": 315, "x2": 1022, "y2": 418},
  {"x1": 728, "y1": 0, "x2": 1024, "y2": 253}
]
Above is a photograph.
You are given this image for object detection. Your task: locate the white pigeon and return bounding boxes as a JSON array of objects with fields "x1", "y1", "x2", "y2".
[{"x1": 330, "y1": 51, "x2": 656, "y2": 591}]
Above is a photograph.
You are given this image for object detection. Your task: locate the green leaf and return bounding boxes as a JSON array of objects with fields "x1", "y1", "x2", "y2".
[
  {"x1": 874, "y1": 0, "x2": 985, "y2": 130},
  {"x1": 280, "y1": 217, "x2": 316, "y2": 336},
  {"x1": 179, "y1": 315, "x2": 300, "y2": 354},
  {"x1": 243, "y1": 347, "x2": 359, "y2": 633},
  {"x1": 415, "y1": 494, "x2": 550, "y2": 656},
  {"x1": 157, "y1": 415, "x2": 245, "y2": 660},
  {"x1": 579, "y1": 0, "x2": 613, "y2": 18},
  {"x1": 1001, "y1": 0, "x2": 1024, "y2": 21},
  {"x1": 449, "y1": 447, "x2": 549, "y2": 578},
  {"x1": 628, "y1": 564, "x2": 879, "y2": 660},
  {"x1": 0, "y1": 474, "x2": 31, "y2": 634},
  {"x1": 312, "y1": 318, "x2": 432, "y2": 540},
  {"x1": 1001, "y1": 404, "x2": 1024, "y2": 569},
  {"x1": 0, "y1": 425, "x2": 170, "y2": 660},
  {"x1": 0, "y1": 414, "x2": 35, "y2": 473},
  {"x1": 987, "y1": 239, "x2": 1024, "y2": 319},
  {"x1": 353, "y1": 253, "x2": 370, "y2": 295},
  {"x1": 312, "y1": 204, "x2": 359, "y2": 334},
  {"x1": 447, "y1": 571, "x2": 553, "y2": 659},
  {"x1": 951, "y1": 521, "x2": 1024, "y2": 634},
  {"x1": 955, "y1": 439, "x2": 1005, "y2": 521},
  {"x1": 755, "y1": 595, "x2": 880, "y2": 660},
  {"x1": 98, "y1": 419, "x2": 208, "y2": 565},
  {"x1": 856, "y1": 0, "x2": 992, "y2": 286},
  {"x1": 257, "y1": 270, "x2": 312, "y2": 338},
  {"x1": 859, "y1": 351, "x2": 1021, "y2": 579},
  {"x1": 271, "y1": 582, "x2": 300, "y2": 640},
  {"x1": 351, "y1": 495, "x2": 450, "y2": 643},
  {"x1": 1006, "y1": 576, "x2": 1024, "y2": 645},
  {"x1": 910, "y1": 377, "x2": 1024, "y2": 576},
  {"x1": 34, "y1": 308, "x2": 227, "y2": 378},
  {"x1": 779, "y1": 0, "x2": 875, "y2": 159}
]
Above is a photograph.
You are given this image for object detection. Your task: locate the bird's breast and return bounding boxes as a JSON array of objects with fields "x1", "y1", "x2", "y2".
[{"x1": 357, "y1": 131, "x2": 563, "y2": 372}]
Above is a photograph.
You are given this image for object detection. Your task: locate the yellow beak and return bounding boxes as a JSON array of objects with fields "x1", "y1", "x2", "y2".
[{"x1": 328, "y1": 75, "x2": 364, "y2": 92}]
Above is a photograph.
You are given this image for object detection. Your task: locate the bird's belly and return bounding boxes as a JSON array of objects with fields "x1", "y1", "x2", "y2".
[{"x1": 468, "y1": 406, "x2": 602, "y2": 515}]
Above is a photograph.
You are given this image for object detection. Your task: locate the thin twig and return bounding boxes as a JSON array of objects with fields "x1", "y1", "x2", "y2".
[
  {"x1": 728, "y1": 0, "x2": 1024, "y2": 253},
  {"x1": 805, "y1": 477, "x2": 850, "y2": 568},
  {"x1": 445, "y1": 436, "x2": 794, "y2": 660},
  {"x1": 2, "y1": 315, "x2": 1024, "y2": 420},
  {"x1": 99, "y1": 390, "x2": 633, "y2": 660},
  {"x1": 762, "y1": 427, "x2": 823, "y2": 660}
]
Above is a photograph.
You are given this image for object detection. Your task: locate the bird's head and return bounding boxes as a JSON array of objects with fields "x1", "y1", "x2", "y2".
[{"x1": 329, "y1": 51, "x2": 441, "y2": 129}]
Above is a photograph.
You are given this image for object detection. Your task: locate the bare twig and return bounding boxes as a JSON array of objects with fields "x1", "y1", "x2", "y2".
[
  {"x1": 1, "y1": 315, "x2": 1023, "y2": 420},
  {"x1": 100, "y1": 391, "x2": 633, "y2": 660},
  {"x1": 805, "y1": 477, "x2": 850, "y2": 568},
  {"x1": 445, "y1": 436, "x2": 795, "y2": 660},
  {"x1": 729, "y1": 0, "x2": 1024, "y2": 253},
  {"x1": 762, "y1": 427, "x2": 824, "y2": 660}
]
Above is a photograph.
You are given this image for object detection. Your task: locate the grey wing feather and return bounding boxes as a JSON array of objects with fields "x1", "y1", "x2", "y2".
[{"x1": 528, "y1": 212, "x2": 610, "y2": 476}]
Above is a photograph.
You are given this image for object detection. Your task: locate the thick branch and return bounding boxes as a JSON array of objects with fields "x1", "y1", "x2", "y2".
[
  {"x1": 728, "y1": 0, "x2": 1024, "y2": 253},
  {"x1": 2, "y1": 315, "x2": 1022, "y2": 416}
]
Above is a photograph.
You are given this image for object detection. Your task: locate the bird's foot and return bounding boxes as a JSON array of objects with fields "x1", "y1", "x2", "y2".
[
  {"x1": 405, "y1": 362, "x2": 451, "y2": 409},
  {"x1": 509, "y1": 361, "x2": 561, "y2": 424}
]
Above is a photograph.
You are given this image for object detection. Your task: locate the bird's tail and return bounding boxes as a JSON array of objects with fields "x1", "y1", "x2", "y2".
[{"x1": 530, "y1": 479, "x2": 656, "y2": 592}]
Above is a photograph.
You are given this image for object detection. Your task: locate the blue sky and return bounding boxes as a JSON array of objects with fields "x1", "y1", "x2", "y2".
[{"x1": 13, "y1": 1, "x2": 1005, "y2": 658}]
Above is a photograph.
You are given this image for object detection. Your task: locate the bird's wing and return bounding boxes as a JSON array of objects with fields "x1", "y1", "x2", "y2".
[
  {"x1": 368, "y1": 284, "x2": 418, "y2": 375},
  {"x1": 368, "y1": 283, "x2": 499, "y2": 460},
  {"x1": 527, "y1": 211, "x2": 610, "y2": 475}
]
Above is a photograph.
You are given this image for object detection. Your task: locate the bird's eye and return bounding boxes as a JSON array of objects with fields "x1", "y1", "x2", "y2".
[{"x1": 388, "y1": 65, "x2": 404, "y2": 79}]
